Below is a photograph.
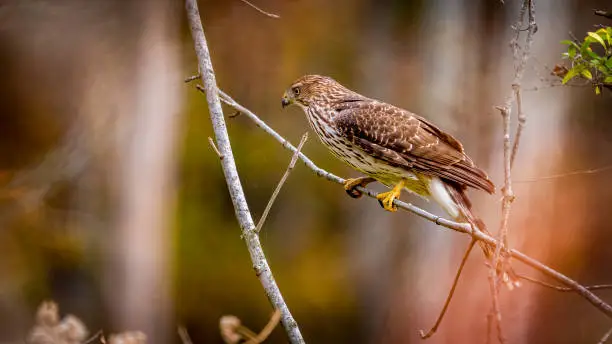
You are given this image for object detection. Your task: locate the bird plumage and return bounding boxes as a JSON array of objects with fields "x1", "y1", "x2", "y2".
[
  {"x1": 282, "y1": 74, "x2": 494, "y2": 197},
  {"x1": 281, "y1": 75, "x2": 514, "y2": 283}
]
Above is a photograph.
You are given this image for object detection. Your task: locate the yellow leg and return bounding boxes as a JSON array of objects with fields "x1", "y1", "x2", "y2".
[
  {"x1": 376, "y1": 179, "x2": 406, "y2": 212},
  {"x1": 343, "y1": 177, "x2": 376, "y2": 199}
]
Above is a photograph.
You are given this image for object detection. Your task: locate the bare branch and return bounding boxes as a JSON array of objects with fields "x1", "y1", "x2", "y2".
[
  {"x1": 515, "y1": 164, "x2": 612, "y2": 183},
  {"x1": 493, "y1": 0, "x2": 537, "y2": 272},
  {"x1": 489, "y1": 9, "x2": 537, "y2": 338},
  {"x1": 244, "y1": 309, "x2": 282, "y2": 344},
  {"x1": 510, "y1": 86, "x2": 525, "y2": 167},
  {"x1": 207, "y1": 136, "x2": 224, "y2": 159},
  {"x1": 594, "y1": 9, "x2": 612, "y2": 20},
  {"x1": 239, "y1": 0, "x2": 280, "y2": 19},
  {"x1": 518, "y1": 274, "x2": 612, "y2": 292},
  {"x1": 215, "y1": 89, "x2": 612, "y2": 319},
  {"x1": 184, "y1": 1, "x2": 304, "y2": 343},
  {"x1": 184, "y1": 74, "x2": 201, "y2": 83},
  {"x1": 420, "y1": 239, "x2": 477, "y2": 339},
  {"x1": 598, "y1": 326, "x2": 612, "y2": 344},
  {"x1": 256, "y1": 133, "x2": 308, "y2": 233},
  {"x1": 178, "y1": 326, "x2": 193, "y2": 344},
  {"x1": 84, "y1": 330, "x2": 104, "y2": 344},
  {"x1": 488, "y1": 269, "x2": 507, "y2": 344}
]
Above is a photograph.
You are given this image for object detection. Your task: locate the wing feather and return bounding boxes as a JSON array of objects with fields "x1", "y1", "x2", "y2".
[{"x1": 333, "y1": 100, "x2": 495, "y2": 193}]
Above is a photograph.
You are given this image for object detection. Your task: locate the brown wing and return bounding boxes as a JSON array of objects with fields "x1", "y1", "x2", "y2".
[{"x1": 332, "y1": 100, "x2": 495, "y2": 193}]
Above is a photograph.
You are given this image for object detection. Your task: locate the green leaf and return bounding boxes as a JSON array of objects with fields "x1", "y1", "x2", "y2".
[
  {"x1": 606, "y1": 58, "x2": 612, "y2": 69},
  {"x1": 581, "y1": 69, "x2": 593, "y2": 80},
  {"x1": 596, "y1": 86, "x2": 601, "y2": 95},
  {"x1": 581, "y1": 40, "x2": 598, "y2": 59},
  {"x1": 561, "y1": 40, "x2": 580, "y2": 48},
  {"x1": 585, "y1": 47, "x2": 600, "y2": 59},
  {"x1": 604, "y1": 76, "x2": 612, "y2": 84},
  {"x1": 568, "y1": 45, "x2": 577, "y2": 59},
  {"x1": 597, "y1": 28, "x2": 612, "y2": 46},
  {"x1": 562, "y1": 68, "x2": 579, "y2": 84},
  {"x1": 588, "y1": 32, "x2": 607, "y2": 48}
]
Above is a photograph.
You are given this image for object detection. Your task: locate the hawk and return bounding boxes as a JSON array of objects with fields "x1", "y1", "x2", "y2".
[{"x1": 281, "y1": 75, "x2": 514, "y2": 283}]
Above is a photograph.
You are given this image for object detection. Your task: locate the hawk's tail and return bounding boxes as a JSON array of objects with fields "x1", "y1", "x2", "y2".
[{"x1": 442, "y1": 181, "x2": 520, "y2": 290}]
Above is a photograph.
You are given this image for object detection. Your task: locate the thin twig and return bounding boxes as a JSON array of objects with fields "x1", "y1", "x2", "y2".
[
  {"x1": 208, "y1": 136, "x2": 224, "y2": 159},
  {"x1": 185, "y1": 1, "x2": 304, "y2": 343},
  {"x1": 256, "y1": 133, "x2": 308, "y2": 233},
  {"x1": 185, "y1": 74, "x2": 201, "y2": 83},
  {"x1": 518, "y1": 274, "x2": 612, "y2": 292},
  {"x1": 510, "y1": 86, "x2": 524, "y2": 167},
  {"x1": 494, "y1": 0, "x2": 537, "y2": 269},
  {"x1": 594, "y1": 9, "x2": 612, "y2": 20},
  {"x1": 490, "y1": 4, "x2": 537, "y2": 339},
  {"x1": 178, "y1": 326, "x2": 193, "y2": 344},
  {"x1": 215, "y1": 89, "x2": 612, "y2": 319},
  {"x1": 488, "y1": 266, "x2": 506, "y2": 344},
  {"x1": 598, "y1": 326, "x2": 612, "y2": 344},
  {"x1": 244, "y1": 309, "x2": 282, "y2": 344},
  {"x1": 239, "y1": 0, "x2": 280, "y2": 18},
  {"x1": 515, "y1": 164, "x2": 612, "y2": 183},
  {"x1": 486, "y1": 312, "x2": 494, "y2": 344},
  {"x1": 83, "y1": 330, "x2": 104, "y2": 344},
  {"x1": 419, "y1": 239, "x2": 477, "y2": 339}
]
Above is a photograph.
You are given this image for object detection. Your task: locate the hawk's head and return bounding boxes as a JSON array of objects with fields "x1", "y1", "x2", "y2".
[{"x1": 281, "y1": 75, "x2": 354, "y2": 109}]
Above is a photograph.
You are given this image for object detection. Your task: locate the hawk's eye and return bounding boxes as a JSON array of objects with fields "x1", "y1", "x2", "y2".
[{"x1": 292, "y1": 86, "x2": 300, "y2": 96}]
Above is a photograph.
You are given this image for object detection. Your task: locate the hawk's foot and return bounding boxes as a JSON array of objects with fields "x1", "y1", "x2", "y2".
[
  {"x1": 343, "y1": 177, "x2": 376, "y2": 199},
  {"x1": 376, "y1": 180, "x2": 406, "y2": 212}
]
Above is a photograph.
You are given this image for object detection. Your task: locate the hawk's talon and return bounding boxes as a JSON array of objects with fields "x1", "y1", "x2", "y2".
[
  {"x1": 343, "y1": 177, "x2": 376, "y2": 199},
  {"x1": 376, "y1": 190, "x2": 399, "y2": 212},
  {"x1": 375, "y1": 179, "x2": 406, "y2": 212}
]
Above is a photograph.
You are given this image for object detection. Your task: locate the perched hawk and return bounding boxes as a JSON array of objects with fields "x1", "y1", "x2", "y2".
[{"x1": 281, "y1": 75, "x2": 512, "y2": 280}]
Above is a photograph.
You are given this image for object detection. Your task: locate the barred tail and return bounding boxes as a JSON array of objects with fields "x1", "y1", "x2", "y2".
[{"x1": 436, "y1": 179, "x2": 520, "y2": 289}]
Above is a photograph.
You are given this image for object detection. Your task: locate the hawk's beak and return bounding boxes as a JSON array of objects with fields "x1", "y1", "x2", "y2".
[{"x1": 281, "y1": 93, "x2": 291, "y2": 108}]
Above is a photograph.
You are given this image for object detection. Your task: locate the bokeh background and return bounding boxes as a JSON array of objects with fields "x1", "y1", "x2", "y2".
[{"x1": 0, "y1": 0, "x2": 611, "y2": 343}]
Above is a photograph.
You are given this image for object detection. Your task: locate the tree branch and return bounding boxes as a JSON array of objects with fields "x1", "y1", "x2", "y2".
[
  {"x1": 255, "y1": 133, "x2": 308, "y2": 233},
  {"x1": 594, "y1": 9, "x2": 612, "y2": 20},
  {"x1": 239, "y1": 0, "x2": 280, "y2": 19},
  {"x1": 488, "y1": 5, "x2": 537, "y2": 339},
  {"x1": 215, "y1": 89, "x2": 612, "y2": 319},
  {"x1": 419, "y1": 239, "x2": 477, "y2": 339},
  {"x1": 598, "y1": 326, "x2": 612, "y2": 344},
  {"x1": 517, "y1": 274, "x2": 612, "y2": 292},
  {"x1": 184, "y1": 1, "x2": 304, "y2": 343},
  {"x1": 515, "y1": 164, "x2": 612, "y2": 183}
]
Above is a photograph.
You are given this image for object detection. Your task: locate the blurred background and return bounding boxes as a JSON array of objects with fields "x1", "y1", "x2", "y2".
[{"x1": 0, "y1": 0, "x2": 611, "y2": 343}]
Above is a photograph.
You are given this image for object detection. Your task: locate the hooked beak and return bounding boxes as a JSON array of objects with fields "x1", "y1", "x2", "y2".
[{"x1": 281, "y1": 92, "x2": 291, "y2": 108}]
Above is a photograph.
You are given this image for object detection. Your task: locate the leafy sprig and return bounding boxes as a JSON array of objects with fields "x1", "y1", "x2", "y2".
[{"x1": 561, "y1": 27, "x2": 612, "y2": 94}]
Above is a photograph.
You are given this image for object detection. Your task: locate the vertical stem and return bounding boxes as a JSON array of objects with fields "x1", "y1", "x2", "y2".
[{"x1": 184, "y1": 1, "x2": 304, "y2": 343}]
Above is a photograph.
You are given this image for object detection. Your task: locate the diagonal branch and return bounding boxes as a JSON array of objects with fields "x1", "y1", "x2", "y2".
[
  {"x1": 184, "y1": 1, "x2": 304, "y2": 343},
  {"x1": 517, "y1": 274, "x2": 612, "y2": 292},
  {"x1": 594, "y1": 9, "x2": 612, "y2": 20},
  {"x1": 215, "y1": 89, "x2": 612, "y2": 319},
  {"x1": 419, "y1": 239, "x2": 477, "y2": 339},
  {"x1": 255, "y1": 133, "x2": 308, "y2": 233},
  {"x1": 598, "y1": 326, "x2": 612, "y2": 344},
  {"x1": 239, "y1": 0, "x2": 280, "y2": 19}
]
